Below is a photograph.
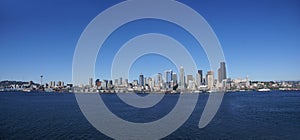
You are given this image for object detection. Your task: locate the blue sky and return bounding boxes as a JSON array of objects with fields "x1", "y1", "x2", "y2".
[{"x1": 0, "y1": 0, "x2": 299, "y2": 84}]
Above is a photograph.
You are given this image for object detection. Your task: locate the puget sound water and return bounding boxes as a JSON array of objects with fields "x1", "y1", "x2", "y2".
[{"x1": 0, "y1": 91, "x2": 299, "y2": 139}]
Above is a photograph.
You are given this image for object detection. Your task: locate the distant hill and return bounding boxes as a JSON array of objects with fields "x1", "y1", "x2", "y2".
[{"x1": 0, "y1": 80, "x2": 39, "y2": 88}]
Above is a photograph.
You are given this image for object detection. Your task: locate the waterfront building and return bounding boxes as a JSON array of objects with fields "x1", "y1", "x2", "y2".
[
  {"x1": 108, "y1": 80, "x2": 113, "y2": 89},
  {"x1": 57, "y1": 81, "x2": 64, "y2": 87},
  {"x1": 132, "y1": 80, "x2": 138, "y2": 86},
  {"x1": 49, "y1": 81, "x2": 55, "y2": 88}
]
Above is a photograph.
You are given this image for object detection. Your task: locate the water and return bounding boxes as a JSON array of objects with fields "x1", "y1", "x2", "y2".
[{"x1": 0, "y1": 91, "x2": 299, "y2": 139}]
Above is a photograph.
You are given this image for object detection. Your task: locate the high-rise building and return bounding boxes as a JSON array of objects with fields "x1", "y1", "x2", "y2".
[
  {"x1": 179, "y1": 66, "x2": 185, "y2": 89},
  {"x1": 102, "y1": 80, "x2": 108, "y2": 89},
  {"x1": 206, "y1": 71, "x2": 214, "y2": 90},
  {"x1": 196, "y1": 70, "x2": 203, "y2": 86},
  {"x1": 89, "y1": 78, "x2": 93, "y2": 87},
  {"x1": 164, "y1": 70, "x2": 172, "y2": 83},
  {"x1": 139, "y1": 74, "x2": 144, "y2": 86},
  {"x1": 157, "y1": 73, "x2": 163, "y2": 87},
  {"x1": 218, "y1": 62, "x2": 227, "y2": 83},
  {"x1": 124, "y1": 79, "x2": 129, "y2": 87},
  {"x1": 119, "y1": 77, "x2": 123, "y2": 86},
  {"x1": 164, "y1": 70, "x2": 172, "y2": 88},
  {"x1": 144, "y1": 77, "x2": 147, "y2": 85},
  {"x1": 114, "y1": 79, "x2": 119, "y2": 86},
  {"x1": 57, "y1": 81, "x2": 64, "y2": 87},
  {"x1": 49, "y1": 81, "x2": 55, "y2": 88},
  {"x1": 132, "y1": 80, "x2": 138, "y2": 86},
  {"x1": 186, "y1": 75, "x2": 194, "y2": 89},
  {"x1": 172, "y1": 73, "x2": 178, "y2": 85},
  {"x1": 148, "y1": 77, "x2": 154, "y2": 89},
  {"x1": 186, "y1": 75, "x2": 193, "y2": 83},
  {"x1": 108, "y1": 80, "x2": 113, "y2": 89}
]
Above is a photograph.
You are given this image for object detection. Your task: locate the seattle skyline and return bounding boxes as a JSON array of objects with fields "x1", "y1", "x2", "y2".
[{"x1": 1, "y1": 0, "x2": 300, "y2": 83}]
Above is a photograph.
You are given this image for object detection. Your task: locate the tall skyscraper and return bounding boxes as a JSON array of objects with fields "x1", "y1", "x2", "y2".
[
  {"x1": 132, "y1": 80, "x2": 138, "y2": 86},
  {"x1": 124, "y1": 79, "x2": 129, "y2": 87},
  {"x1": 196, "y1": 70, "x2": 203, "y2": 86},
  {"x1": 49, "y1": 81, "x2": 55, "y2": 88},
  {"x1": 172, "y1": 73, "x2": 178, "y2": 85},
  {"x1": 218, "y1": 62, "x2": 227, "y2": 83},
  {"x1": 157, "y1": 73, "x2": 163, "y2": 87},
  {"x1": 114, "y1": 79, "x2": 119, "y2": 86},
  {"x1": 148, "y1": 77, "x2": 154, "y2": 89},
  {"x1": 164, "y1": 70, "x2": 173, "y2": 83},
  {"x1": 186, "y1": 75, "x2": 194, "y2": 89},
  {"x1": 186, "y1": 75, "x2": 193, "y2": 83},
  {"x1": 139, "y1": 74, "x2": 144, "y2": 86},
  {"x1": 179, "y1": 66, "x2": 185, "y2": 89},
  {"x1": 164, "y1": 70, "x2": 173, "y2": 88},
  {"x1": 144, "y1": 77, "x2": 147, "y2": 85},
  {"x1": 119, "y1": 77, "x2": 123, "y2": 86},
  {"x1": 108, "y1": 80, "x2": 113, "y2": 89},
  {"x1": 206, "y1": 71, "x2": 214, "y2": 90},
  {"x1": 102, "y1": 80, "x2": 108, "y2": 89},
  {"x1": 89, "y1": 78, "x2": 93, "y2": 87}
]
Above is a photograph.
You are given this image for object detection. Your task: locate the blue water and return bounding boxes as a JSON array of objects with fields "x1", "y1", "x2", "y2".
[{"x1": 0, "y1": 91, "x2": 299, "y2": 139}]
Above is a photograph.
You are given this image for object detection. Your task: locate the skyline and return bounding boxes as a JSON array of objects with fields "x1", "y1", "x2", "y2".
[{"x1": 1, "y1": 0, "x2": 300, "y2": 83}]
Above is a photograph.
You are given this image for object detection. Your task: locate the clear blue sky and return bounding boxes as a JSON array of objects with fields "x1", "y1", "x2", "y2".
[{"x1": 0, "y1": 0, "x2": 299, "y2": 84}]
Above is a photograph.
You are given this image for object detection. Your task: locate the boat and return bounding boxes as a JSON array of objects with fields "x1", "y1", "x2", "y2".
[
  {"x1": 257, "y1": 88, "x2": 271, "y2": 92},
  {"x1": 22, "y1": 89, "x2": 32, "y2": 92}
]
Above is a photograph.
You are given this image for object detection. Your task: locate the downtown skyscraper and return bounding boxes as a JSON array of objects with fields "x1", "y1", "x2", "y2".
[
  {"x1": 139, "y1": 74, "x2": 144, "y2": 86},
  {"x1": 196, "y1": 70, "x2": 203, "y2": 86},
  {"x1": 165, "y1": 70, "x2": 173, "y2": 88},
  {"x1": 206, "y1": 71, "x2": 214, "y2": 90},
  {"x1": 218, "y1": 62, "x2": 227, "y2": 83},
  {"x1": 179, "y1": 66, "x2": 185, "y2": 89}
]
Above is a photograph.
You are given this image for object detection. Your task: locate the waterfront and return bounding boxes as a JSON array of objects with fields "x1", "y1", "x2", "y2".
[{"x1": 0, "y1": 91, "x2": 299, "y2": 139}]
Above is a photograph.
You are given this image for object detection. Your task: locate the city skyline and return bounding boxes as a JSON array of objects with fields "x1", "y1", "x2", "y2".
[
  {"x1": 77, "y1": 62, "x2": 229, "y2": 92},
  {"x1": 1, "y1": 0, "x2": 300, "y2": 83}
]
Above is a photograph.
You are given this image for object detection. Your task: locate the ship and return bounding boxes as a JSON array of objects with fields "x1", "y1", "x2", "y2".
[{"x1": 257, "y1": 88, "x2": 271, "y2": 92}]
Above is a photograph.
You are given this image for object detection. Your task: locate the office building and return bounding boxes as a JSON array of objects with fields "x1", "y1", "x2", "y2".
[
  {"x1": 157, "y1": 73, "x2": 163, "y2": 87},
  {"x1": 206, "y1": 71, "x2": 214, "y2": 90},
  {"x1": 139, "y1": 74, "x2": 144, "y2": 86},
  {"x1": 218, "y1": 62, "x2": 227, "y2": 83},
  {"x1": 165, "y1": 70, "x2": 172, "y2": 88},
  {"x1": 196, "y1": 70, "x2": 203, "y2": 86},
  {"x1": 172, "y1": 73, "x2": 178, "y2": 85},
  {"x1": 179, "y1": 66, "x2": 185, "y2": 89},
  {"x1": 89, "y1": 78, "x2": 93, "y2": 87}
]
